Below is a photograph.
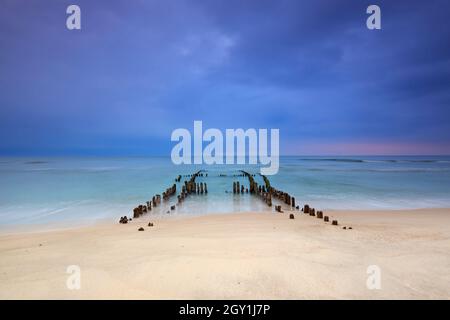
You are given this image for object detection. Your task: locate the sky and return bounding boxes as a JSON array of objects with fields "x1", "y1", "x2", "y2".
[{"x1": 0, "y1": 0, "x2": 449, "y2": 156}]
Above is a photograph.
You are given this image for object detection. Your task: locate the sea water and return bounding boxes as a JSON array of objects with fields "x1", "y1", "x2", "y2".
[{"x1": 1, "y1": 156, "x2": 450, "y2": 229}]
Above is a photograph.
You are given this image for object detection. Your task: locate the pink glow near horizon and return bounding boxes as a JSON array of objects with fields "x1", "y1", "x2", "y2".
[{"x1": 284, "y1": 142, "x2": 450, "y2": 156}]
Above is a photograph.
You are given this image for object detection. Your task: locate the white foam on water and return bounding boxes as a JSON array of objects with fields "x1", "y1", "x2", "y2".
[{"x1": 1, "y1": 156, "x2": 450, "y2": 230}]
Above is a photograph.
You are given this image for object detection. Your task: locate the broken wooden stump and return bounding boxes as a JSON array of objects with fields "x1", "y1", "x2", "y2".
[
  {"x1": 138, "y1": 227, "x2": 145, "y2": 231},
  {"x1": 303, "y1": 204, "x2": 310, "y2": 214},
  {"x1": 119, "y1": 216, "x2": 128, "y2": 224},
  {"x1": 332, "y1": 220, "x2": 338, "y2": 226},
  {"x1": 317, "y1": 211, "x2": 323, "y2": 219},
  {"x1": 266, "y1": 193, "x2": 272, "y2": 207},
  {"x1": 324, "y1": 216, "x2": 329, "y2": 222},
  {"x1": 287, "y1": 195, "x2": 291, "y2": 206},
  {"x1": 133, "y1": 207, "x2": 140, "y2": 218},
  {"x1": 289, "y1": 214, "x2": 295, "y2": 219}
]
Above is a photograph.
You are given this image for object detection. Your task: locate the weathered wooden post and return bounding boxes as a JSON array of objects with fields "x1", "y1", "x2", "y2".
[
  {"x1": 317, "y1": 211, "x2": 323, "y2": 219},
  {"x1": 119, "y1": 216, "x2": 128, "y2": 224},
  {"x1": 303, "y1": 204, "x2": 310, "y2": 214},
  {"x1": 324, "y1": 216, "x2": 329, "y2": 222}
]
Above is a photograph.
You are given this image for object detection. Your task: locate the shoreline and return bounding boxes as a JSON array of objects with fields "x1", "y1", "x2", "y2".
[
  {"x1": 1, "y1": 206, "x2": 449, "y2": 235},
  {"x1": 1, "y1": 208, "x2": 449, "y2": 299}
]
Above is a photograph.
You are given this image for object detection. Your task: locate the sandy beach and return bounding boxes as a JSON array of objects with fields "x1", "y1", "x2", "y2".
[{"x1": 0, "y1": 208, "x2": 449, "y2": 299}]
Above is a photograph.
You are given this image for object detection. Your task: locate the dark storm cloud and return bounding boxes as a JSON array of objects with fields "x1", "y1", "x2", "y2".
[{"x1": 0, "y1": 0, "x2": 449, "y2": 155}]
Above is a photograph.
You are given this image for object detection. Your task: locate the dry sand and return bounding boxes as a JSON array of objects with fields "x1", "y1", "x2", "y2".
[{"x1": 0, "y1": 209, "x2": 449, "y2": 299}]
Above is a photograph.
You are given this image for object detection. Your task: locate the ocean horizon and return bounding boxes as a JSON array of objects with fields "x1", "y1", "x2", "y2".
[{"x1": 1, "y1": 155, "x2": 450, "y2": 230}]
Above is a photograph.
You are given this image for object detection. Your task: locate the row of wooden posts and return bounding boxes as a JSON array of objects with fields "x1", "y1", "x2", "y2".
[
  {"x1": 241, "y1": 171, "x2": 340, "y2": 226},
  {"x1": 120, "y1": 170, "x2": 340, "y2": 227},
  {"x1": 126, "y1": 183, "x2": 177, "y2": 222},
  {"x1": 120, "y1": 171, "x2": 210, "y2": 224},
  {"x1": 301, "y1": 204, "x2": 338, "y2": 225},
  {"x1": 118, "y1": 194, "x2": 162, "y2": 223},
  {"x1": 232, "y1": 181, "x2": 248, "y2": 194},
  {"x1": 133, "y1": 194, "x2": 161, "y2": 219},
  {"x1": 177, "y1": 173, "x2": 208, "y2": 180},
  {"x1": 162, "y1": 184, "x2": 177, "y2": 200},
  {"x1": 177, "y1": 171, "x2": 208, "y2": 206},
  {"x1": 238, "y1": 171, "x2": 273, "y2": 207},
  {"x1": 233, "y1": 180, "x2": 274, "y2": 208},
  {"x1": 269, "y1": 185, "x2": 296, "y2": 209}
]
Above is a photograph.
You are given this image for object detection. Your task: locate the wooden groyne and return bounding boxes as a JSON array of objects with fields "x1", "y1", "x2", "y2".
[
  {"x1": 120, "y1": 170, "x2": 209, "y2": 223},
  {"x1": 177, "y1": 170, "x2": 208, "y2": 206},
  {"x1": 239, "y1": 170, "x2": 272, "y2": 207},
  {"x1": 119, "y1": 169, "x2": 346, "y2": 229},
  {"x1": 242, "y1": 171, "x2": 341, "y2": 228}
]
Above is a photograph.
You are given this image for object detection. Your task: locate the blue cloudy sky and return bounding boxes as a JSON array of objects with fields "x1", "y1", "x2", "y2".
[{"x1": 1, "y1": 0, "x2": 449, "y2": 155}]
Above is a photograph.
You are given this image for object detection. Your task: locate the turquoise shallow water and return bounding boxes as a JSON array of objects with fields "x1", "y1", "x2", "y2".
[{"x1": 1, "y1": 156, "x2": 450, "y2": 229}]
